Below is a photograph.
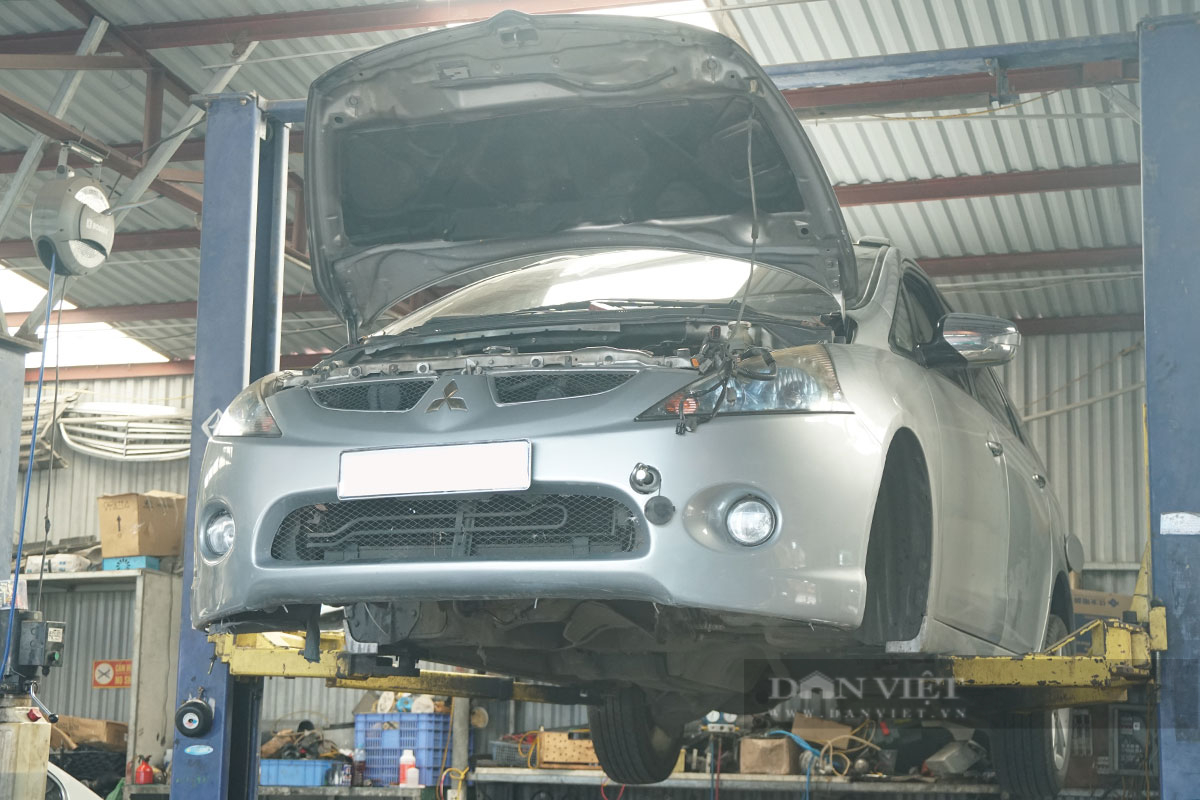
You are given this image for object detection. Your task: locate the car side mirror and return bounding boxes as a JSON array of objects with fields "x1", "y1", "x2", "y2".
[{"x1": 919, "y1": 312, "x2": 1021, "y2": 367}]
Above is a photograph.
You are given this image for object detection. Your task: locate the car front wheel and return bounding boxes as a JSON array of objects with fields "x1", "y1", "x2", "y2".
[
  {"x1": 589, "y1": 688, "x2": 683, "y2": 784},
  {"x1": 989, "y1": 613, "x2": 1072, "y2": 798}
]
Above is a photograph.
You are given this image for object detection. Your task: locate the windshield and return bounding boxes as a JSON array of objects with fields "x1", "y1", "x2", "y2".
[{"x1": 376, "y1": 249, "x2": 837, "y2": 336}]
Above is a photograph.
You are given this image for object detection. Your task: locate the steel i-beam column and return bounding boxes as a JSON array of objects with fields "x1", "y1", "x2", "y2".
[
  {"x1": 1141, "y1": 14, "x2": 1200, "y2": 798},
  {"x1": 171, "y1": 93, "x2": 282, "y2": 800}
]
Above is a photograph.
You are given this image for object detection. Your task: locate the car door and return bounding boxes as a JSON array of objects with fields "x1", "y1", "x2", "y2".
[
  {"x1": 970, "y1": 368, "x2": 1055, "y2": 653},
  {"x1": 893, "y1": 269, "x2": 1010, "y2": 645}
]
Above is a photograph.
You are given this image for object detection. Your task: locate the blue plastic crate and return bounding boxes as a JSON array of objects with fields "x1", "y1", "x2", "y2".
[
  {"x1": 260, "y1": 758, "x2": 335, "y2": 787},
  {"x1": 354, "y1": 713, "x2": 474, "y2": 786}
]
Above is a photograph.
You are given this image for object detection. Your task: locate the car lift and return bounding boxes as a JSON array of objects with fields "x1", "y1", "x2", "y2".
[
  {"x1": 207, "y1": 545, "x2": 1167, "y2": 710},
  {"x1": 170, "y1": 14, "x2": 1200, "y2": 799}
]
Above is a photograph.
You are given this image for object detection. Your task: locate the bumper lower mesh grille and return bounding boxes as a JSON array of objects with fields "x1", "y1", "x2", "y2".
[
  {"x1": 492, "y1": 371, "x2": 634, "y2": 404},
  {"x1": 271, "y1": 492, "x2": 644, "y2": 563},
  {"x1": 310, "y1": 379, "x2": 435, "y2": 411}
]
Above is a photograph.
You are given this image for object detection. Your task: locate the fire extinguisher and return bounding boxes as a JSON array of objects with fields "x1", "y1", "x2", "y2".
[{"x1": 134, "y1": 755, "x2": 155, "y2": 785}]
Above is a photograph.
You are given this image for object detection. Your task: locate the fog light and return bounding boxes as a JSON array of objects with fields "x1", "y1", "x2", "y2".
[
  {"x1": 203, "y1": 511, "x2": 236, "y2": 557},
  {"x1": 726, "y1": 498, "x2": 775, "y2": 546}
]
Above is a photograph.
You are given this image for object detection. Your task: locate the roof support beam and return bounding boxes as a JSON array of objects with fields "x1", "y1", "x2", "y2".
[
  {"x1": 918, "y1": 246, "x2": 1142, "y2": 277},
  {"x1": 5, "y1": 294, "x2": 330, "y2": 328},
  {"x1": 23, "y1": 352, "x2": 328, "y2": 383},
  {"x1": 767, "y1": 32, "x2": 1139, "y2": 115},
  {"x1": 141, "y1": 67, "x2": 164, "y2": 164},
  {"x1": 112, "y1": 43, "x2": 259, "y2": 228},
  {"x1": 0, "y1": 85, "x2": 203, "y2": 213},
  {"x1": 783, "y1": 60, "x2": 1138, "y2": 116},
  {"x1": 0, "y1": 53, "x2": 144, "y2": 70},
  {"x1": 835, "y1": 164, "x2": 1141, "y2": 205},
  {"x1": 0, "y1": 131, "x2": 304, "y2": 174},
  {"x1": 0, "y1": 18, "x2": 109, "y2": 240},
  {"x1": 2, "y1": 0, "x2": 680, "y2": 53},
  {"x1": 0, "y1": 228, "x2": 201, "y2": 259},
  {"x1": 53, "y1": 0, "x2": 196, "y2": 104},
  {"x1": 1013, "y1": 314, "x2": 1143, "y2": 336}
]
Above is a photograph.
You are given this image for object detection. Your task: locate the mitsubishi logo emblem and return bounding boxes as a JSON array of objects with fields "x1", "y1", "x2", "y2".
[{"x1": 426, "y1": 380, "x2": 468, "y2": 413}]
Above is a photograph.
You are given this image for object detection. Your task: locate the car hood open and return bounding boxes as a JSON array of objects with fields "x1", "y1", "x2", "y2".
[{"x1": 305, "y1": 11, "x2": 856, "y2": 335}]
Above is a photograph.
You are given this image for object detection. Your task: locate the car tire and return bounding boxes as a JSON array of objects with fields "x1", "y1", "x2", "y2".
[
  {"x1": 989, "y1": 613, "x2": 1072, "y2": 798},
  {"x1": 589, "y1": 688, "x2": 683, "y2": 784}
]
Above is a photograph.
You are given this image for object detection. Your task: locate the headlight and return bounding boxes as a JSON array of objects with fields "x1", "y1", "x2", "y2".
[
  {"x1": 203, "y1": 510, "x2": 236, "y2": 557},
  {"x1": 213, "y1": 375, "x2": 283, "y2": 437},
  {"x1": 726, "y1": 497, "x2": 775, "y2": 546},
  {"x1": 637, "y1": 344, "x2": 849, "y2": 420}
]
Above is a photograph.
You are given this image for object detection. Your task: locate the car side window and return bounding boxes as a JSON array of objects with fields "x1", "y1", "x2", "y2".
[
  {"x1": 897, "y1": 270, "x2": 975, "y2": 394},
  {"x1": 972, "y1": 368, "x2": 1024, "y2": 439},
  {"x1": 891, "y1": 289, "x2": 916, "y2": 352}
]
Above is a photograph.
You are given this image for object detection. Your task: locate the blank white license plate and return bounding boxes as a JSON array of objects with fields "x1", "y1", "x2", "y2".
[{"x1": 338, "y1": 441, "x2": 531, "y2": 499}]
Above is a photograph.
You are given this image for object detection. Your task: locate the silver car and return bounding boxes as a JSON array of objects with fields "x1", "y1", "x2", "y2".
[{"x1": 193, "y1": 12, "x2": 1079, "y2": 792}]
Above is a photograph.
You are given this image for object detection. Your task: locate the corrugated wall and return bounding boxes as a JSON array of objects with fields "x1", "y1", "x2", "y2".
[
  {"x1": 37, "y1": 581, "x2": 136, "y2": 722},
  {"x1": 15, "y1": 375, "x2": 193, "y2": 545},
  {"x1": 999, "y1": 332, "x2": 1146, "y2": 595}
]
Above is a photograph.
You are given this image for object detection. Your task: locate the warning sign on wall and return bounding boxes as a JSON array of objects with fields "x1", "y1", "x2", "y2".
[{"x1": 92, "y1": 659, "x2": 132, "y2": 689}]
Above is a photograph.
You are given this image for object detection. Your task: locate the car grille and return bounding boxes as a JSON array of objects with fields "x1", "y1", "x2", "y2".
[
  {"x1": 492, "y1": 371, "x2": 635, "y2": 404},
  {"x1": 309, "y1": 379, "x2": 435, "y2": 411},
  {"x1": 271, "y1": 492, "x2": 644, "y2": 563}
]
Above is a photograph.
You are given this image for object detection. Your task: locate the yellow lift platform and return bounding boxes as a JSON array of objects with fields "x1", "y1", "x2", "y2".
[{"x1": 210, "y1": 545, "x2": 1166, "y2": 709}]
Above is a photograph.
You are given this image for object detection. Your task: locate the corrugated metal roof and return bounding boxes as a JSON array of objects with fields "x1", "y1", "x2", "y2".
[{"x1": 1, "y1": 0, "x2": 1181, "y2": 357}]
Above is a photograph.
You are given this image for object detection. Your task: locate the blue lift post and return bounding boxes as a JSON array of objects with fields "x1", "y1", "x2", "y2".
[
  {"x1": 171, "y1": 93, "x2": 288, "y2": 800},
  {"x1": 1141, "y1": 14, "x2": 1200, "y2": 797}
]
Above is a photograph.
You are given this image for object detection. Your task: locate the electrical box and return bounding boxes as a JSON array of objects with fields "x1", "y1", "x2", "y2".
[
  {"x1": 18, "y1": 615, "x2": 65, "y2": 670},
  {"x1": 1109, "y1": 704, "x2": 1153, "y2": 776},
  {"x1": 0, "y1": 610, "x2": 65, "y2": 685}
]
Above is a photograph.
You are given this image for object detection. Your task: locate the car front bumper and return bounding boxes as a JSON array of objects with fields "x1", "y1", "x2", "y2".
[{"x1": 192, "y1": 382, "x2": 886, "y2": 630}]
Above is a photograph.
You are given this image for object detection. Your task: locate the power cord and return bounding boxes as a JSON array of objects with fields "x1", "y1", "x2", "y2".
[
  {"x1": 35, "y1": 275, "x2": 68, "y2": 611},
  {"x1": 2, "y1": 254, "x2": 57, "y2": 679}
]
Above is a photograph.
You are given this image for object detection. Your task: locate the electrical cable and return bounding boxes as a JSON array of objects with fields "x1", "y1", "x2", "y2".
[
  {"x1": 862, "y1": 91, "x2": 1061, "y2": 122},
  {"x1": 435, "y1": 698, "x2": 454, "y2": 800},
  {"x1": 734, "y1": 99, "x2": 761, "y2": 329},
  {"x1": 715, "y1": 738, "x2": 722, "y2": 800},
  {"x1": 708, "y1": 737, "x2": 715, "y2": 800},
  {"x1": 599, "y1": 777, "x2": 625, "y2": 800},
  {"x1": 2, "y1": 254, "x2": 57, "y2": 680},
  {"x1": 35, "y1": 275, "x2": 68, "y2": 611}
]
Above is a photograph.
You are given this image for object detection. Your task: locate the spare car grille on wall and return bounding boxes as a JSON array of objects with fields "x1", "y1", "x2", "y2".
[
  {"x1": 309, "y1": 379, "x2": 435, "y2": 411},
  {"x1": 492, "y1": 371, "x2": 635, "y2": 404},
  {"x1": 271, "y1": 492, "x2": 644, "y2": 563}
]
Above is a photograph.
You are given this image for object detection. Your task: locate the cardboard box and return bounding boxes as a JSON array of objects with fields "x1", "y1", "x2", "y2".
[
  {"x1": 53, "y1": 715, "x2": 128, "y2": 752},
  {"x1": 1072, "y1": 590, "x2": 1133, "y2": 621},
  {"x1": 792, "y1": 715, "x2": 855, "y2": 749},
  {"x1": 739, "y1": 737, "x2": 799, "y2": 775},
  {"x1": 98, "y1": 491, "x2": 185, "y2": 558}
]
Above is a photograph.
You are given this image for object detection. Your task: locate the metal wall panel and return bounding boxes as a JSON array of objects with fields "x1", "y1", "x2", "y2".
[
  {"x1": 260, "y1": 678, "x2": 366, "y2": 749},
  {"x1": 1000, "y1": 331, "x2": 1146, "y2": 595},
  {"x1": 36, "y1": 582, "x2": 136, "y2": 722},
  {"x1": 15, "y1": 375, "x2": 193, "y2": 546}
]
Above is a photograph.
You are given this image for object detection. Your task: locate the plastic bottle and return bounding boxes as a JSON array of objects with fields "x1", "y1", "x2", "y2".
[
  {"x1": 134, "y1": 756, "x2": 155, "y2": 785},
  {"x1": 352, "y1": 747, "x2": 367, "y2": 787},
  {"x1": 399, "y1": 749, "x2": 417, "y2": 786}
]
